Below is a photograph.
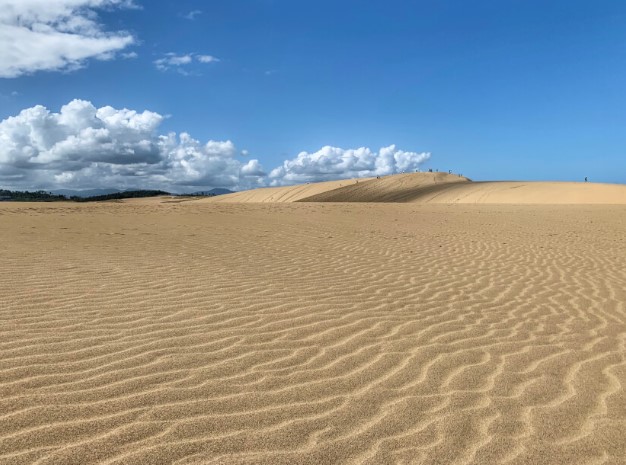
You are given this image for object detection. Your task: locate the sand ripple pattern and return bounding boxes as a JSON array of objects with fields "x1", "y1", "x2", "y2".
[{"x1": 1, "y1": 203, "x2": 625, "y2": 464}]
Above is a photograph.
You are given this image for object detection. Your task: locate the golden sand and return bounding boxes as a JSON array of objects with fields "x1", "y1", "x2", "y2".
[
  {"x1": 207, "y1": 177, "x2": 376, "y2": 203},
  {"x1": 1, "y1": 176, "x2": 626, "y2": 464}
]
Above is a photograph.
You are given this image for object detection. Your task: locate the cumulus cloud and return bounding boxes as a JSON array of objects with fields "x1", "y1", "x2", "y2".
[
  {"x1": 154, "y1": 53, "x2": 219, "y2": 73},
  {"x1": 241, "y1": 159, "x2": 266, "y2": 177},
  {"x1": 0, "y1": 100, "x2": 431, "y2": 192},
  {"x1": 268, "y1": 145, "x2": 430, "y2": 186},
  {"x1": 0, "y1": 0, "x2": 136, "y2": 78},
  {"x1": 0, "y1": 100, "x2": 263, "y2": 191}
]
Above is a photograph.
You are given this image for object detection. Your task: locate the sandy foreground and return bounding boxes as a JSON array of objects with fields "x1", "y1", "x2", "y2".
[{"x1": 2, "y1": 187, "x2": 626, "y2": 464}]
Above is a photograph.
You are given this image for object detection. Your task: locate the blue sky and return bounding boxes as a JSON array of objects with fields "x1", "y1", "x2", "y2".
[{"x1": 1, "y1": 0, "x2": 625, "y2": 191}]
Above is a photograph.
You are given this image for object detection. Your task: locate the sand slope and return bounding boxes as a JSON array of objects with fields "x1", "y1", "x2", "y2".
[
  {"x1": 1, "y1": 201, "x2": 626, "y2": 464},
  {"x1": 300, "y1": 172, "x2": 470, "y2": 203},
  {"x1": 208, "y1": 177, "x2": 374, "y2": 203},
  {"x1": 304, "y1": 178, "x2": 626, "y2": 204},
  {"x1": 209, "y1": 172, "x2": 626, "y2": 204}
]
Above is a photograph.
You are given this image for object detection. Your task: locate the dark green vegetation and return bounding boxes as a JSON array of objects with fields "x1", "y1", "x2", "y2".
[
  {"x1": 0, "y1": 189, "x2": 67, "y2": 202},
  {"x1": 69, "y1": 190, "x2": 171, "y2": 202},
  {"x1": 0, "y1": 189, "x2": 171, "y2": 202}
]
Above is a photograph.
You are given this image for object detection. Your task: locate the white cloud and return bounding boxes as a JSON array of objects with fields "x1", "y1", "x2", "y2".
[
  {"x1": 0, "y1": 100, "x2": 431, "y2": 193},
  {"x1": 154, "y1": 53, "x2": 219, "y2": 73},
  {"x1": 0, "y1": 100, "x2": 263, "y2": 191},
  {"x1": 154, "y1": 54, "x2": 192, "y2": 71},
  {"x1": 0, "y1": 0, "x2": 136, "y2": 78},
  {"x1": 241, "y1": 159, "x2": 266, "y2": 177},
  {"x1": 197, "y1": 55, "x2": 219, "y2": 64},
  {"x1": 182, "y1": 10, "x2": 202, "y2": 20},
  {"x1": 268, "y1": 145, "x2": 430, "y2": 186}
]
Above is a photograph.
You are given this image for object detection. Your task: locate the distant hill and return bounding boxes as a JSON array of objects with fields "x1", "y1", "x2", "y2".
[
  {"x1": 187, "y1": 188, "x2": 235, "y2": 196},
  {"x1": 52, "y1": 188, "x2": 122, "y2": 198}
]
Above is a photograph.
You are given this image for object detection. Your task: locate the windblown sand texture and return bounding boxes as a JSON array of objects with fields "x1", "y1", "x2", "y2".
[{"x1": 2, "y1": 175, "x2": 626, "y2": 464}]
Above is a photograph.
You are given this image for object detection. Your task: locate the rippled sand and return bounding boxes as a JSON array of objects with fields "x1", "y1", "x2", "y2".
[{"x1": 1, "y1": 200, "x2": 625, "y2": 464}]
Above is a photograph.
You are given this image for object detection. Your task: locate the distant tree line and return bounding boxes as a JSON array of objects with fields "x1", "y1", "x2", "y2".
[
  {"x1": 180, "y1": 192, "x2": 218, "y2": 197},
  {"x1": 0, "y1": 189, "x2": 171, "y2": 202},
  {"x1": 0, "y1": 189, "x2": 66, "y2": 202},
  {"x1": 69, "y1": 190, "x2": 171, "y2": 202}
]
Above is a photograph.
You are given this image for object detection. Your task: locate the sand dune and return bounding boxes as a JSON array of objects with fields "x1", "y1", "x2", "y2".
[
  {"x1": 208, "y1": 172, "x2": 461, "y2": 204},
  {"x1": 1, "y1": 200, "x2": 625, "y2": 464},
  {"x1": 208, "y1": 177, "x2": 375, "y2": 203},
  {"x1": 299, "y1": 172, "x2": 470, "y2": 203},
  {"x1": 210, "y1": 172, "x2": 626, "y2": 204},
  {"x1": 303, "y1": 178, "x2": 626, "y2": 204}
]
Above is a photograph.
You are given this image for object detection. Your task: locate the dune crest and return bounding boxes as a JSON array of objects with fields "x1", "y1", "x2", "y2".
[
  {"x1": 300, "y1": 172, "x2": 470, "y2": 203},
  {"x1": 208, "y1": 177, "x2": 375, "y2": 203}
]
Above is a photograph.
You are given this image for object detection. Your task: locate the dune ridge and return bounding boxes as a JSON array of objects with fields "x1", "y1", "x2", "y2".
[
  {"x1": 207, "y1": 177, "x2": 375, "y2": 203},
  {"x1": 209, "y1": 172, "x2": 626, "y2": 204},
  {"x1": 1, "y1": 201, "x2": 625, "y2": 464}
]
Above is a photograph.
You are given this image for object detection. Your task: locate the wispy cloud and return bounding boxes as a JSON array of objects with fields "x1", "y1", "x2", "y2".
[
  {"x1": 154, "y1": 53, "x2": 220, "y2": 74},
  {"x1": 197, "y1": 55, "x2": 219, "y2": 64},
  {"x1": 0, "y1": 90, "x2": 20, "y2": 100},
  {"x1": 181, "y1": 10, "x2": 202, "y2": 20}
]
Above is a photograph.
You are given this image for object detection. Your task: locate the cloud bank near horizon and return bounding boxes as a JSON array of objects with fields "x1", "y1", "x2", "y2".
[
  {"x1": 0, "y1": 100, "x2": 431, "y2": 192},
  {"x1": 268, "y1": 145, "x2": 430, "y2": 187},
  {"x1": 0, "y1": 0, "x2": 136, "y2": 78}
]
